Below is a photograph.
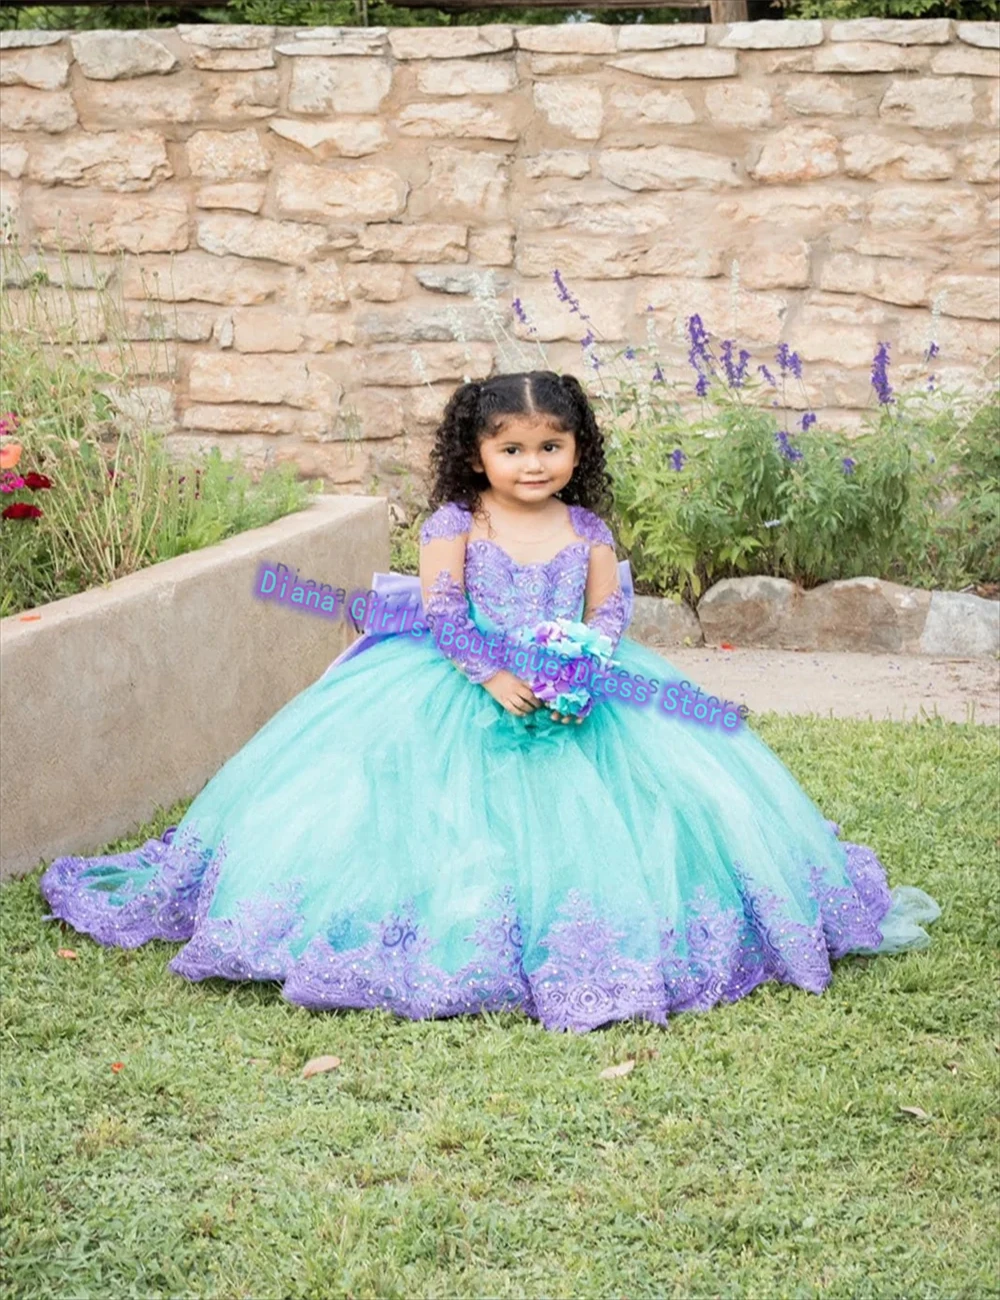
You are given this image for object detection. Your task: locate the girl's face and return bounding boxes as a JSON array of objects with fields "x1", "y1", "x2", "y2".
[{"x1": 471, "y1": 414, "x2": 579, "y2": 505}]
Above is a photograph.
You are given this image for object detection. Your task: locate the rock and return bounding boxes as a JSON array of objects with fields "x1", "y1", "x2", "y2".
[
  {"x1": 196, "y1": 213, "x2": 334, "y2": 264},
  {"x1": 956, "y1": 22, "x2": 1000, "y2": 48},
  {"x1": 616, "y1": 25, "x2": 706, "y2": 50},
  {"x1": 195, "y1": 183, "x2": 267, "y2": 212},
  {"x1": 607, "y1": 50, "x2": 737, "y2": 80},
  {"x1": 388, "y1": 28, "x2": 513, "y2": 60},
  {"x1": 842, "y1": 134, "x2": 954, "y2": 181},
  {"x1": 181, "y1": 403, "x2": 325, "y2": 436},
  {"x1": 830, "y1": 18, "x2": 952, "y2": 43},
  {"x1": 188, "y1": 352, "x2": 341, "y2": 410},
  {"x1": 818, "y1": 252, "x2": 930, "y2": 307},
  {"x1": 350, "y1": 304, "x2": 491, "y2": 344},
  {"x1": 920, "y1": 592, "x2": 1000, "y2": 656},
  {"x1": 397, "y1": 101, "x2": 519, "y2": 141},
  {"x1": 813, "y1": 43, "x2": 927, "y2": 73},
  {"x1": 416, "y1": 60, "x2": 518, "y2": 96},
  {"x1": 469, "y1": 226, "x2": 514, "y2": 265},
  {"x1": 356, "y1": 342, "x2": 493, "y2": 386},
  {"x1": 347, "y1": 224, "x2": 468, "y2": 264},
  {"x1": 629, "y1": 595, "x2": 703, "y2": 647},
  {"x1": 0, "y1": 45, "x2": 70, "y2": 90},
  {"x1": 230, "y1": 309, "x2": 304, "y2": 352},
  {"x1": 608, "y1": 86, "x2": 696, "y2": 125},
  {"x1": 930, "y1": 46, "x2": 1000, "y2": 75},
  {"x1": 79, "y1": 79, "x2": 201, "y2": 126},
  {"x1": 186, "y1": 128, "x2": 269, "y2": 181},
  {"x1": 0, "y1": 31, "x2": 66, "y2": 48},
  {"x1": 177, "y1": 25, "x2": 275, "y2": 48},
  {"x1": 268, "y1": 117, "x2": 387, "y2": 158},
  {"x1": 533, "y1": 81, "x2": 603, "y2": 140},
  {"x1": 122, "y1": 251, "x2": 291, "y2": 304},
  {"x1": 343, "y1": 264, "x2": 406, "y2": 302},
  {"x1": 276, "y1": 27, "x2": 387, "y2": 57},
  {"x1": 0, "y1": 142, "x2": 28, "y2": 178},
  {"x1": 274, "y1": 162, "x2": 407, "y2": 223},
  {"x1": 719, "y1": 20, "x2": 823, "y2": 48},
  {"x1": 750, "y1": 127, "x2": 840, "y2": 183},
  {"x1": 599, "y1": 144, "x2": 741, "y2": 191},
  {"x1": 31, "y1": 188, "x2": 188, "y2": 252},
  {"x1": 411, "y1": 147, "x2": 510, "y2": 220},
  {"x1": 70, "y1": 31, "x2": 178, "y2": 80},
  {"x1": 207, "y1": 71, "x2": 278, "y2": 120},
  {"x1": 867, "y1": 188, "x2": 981, "y2": 240},
  {"x1": 0, "y1": 87, "x2": 77, "y2": 132},
  {"x1": 288, "y1": 58, "x2": 392, "y2": 115},
  {"x1": 416, "y1": 266, "x2": 512, "y2": 295},
  {"x1": 960, "y1": 137, "x2": 1000, "y2": 183},
  {"x1": 704, "y1": 83, "x2": 773, "y2": 128},
  {"x1": 698, "y1": 577, "x2": 799, "y2": 648},
  {"x1": 935, "y1": 274, "x2": 1000, "y2": 319},
  {"x1": 29, "y1": 130, "x2": 171, "y2": 191},
  {"x1": 189, "y1": 48, "x2": 275, "y2": 72},
  {"x1": 784, "y1": 78, "x2": 859, "y2": 117},
  {"x1": 880, "y1": 78, "x2": 976, "y2": 129},
  {"x1": 515, "y1": 25, "x2": 615, "y2": 54},
  {"x1": 524, "y1": 150, "x2": 591, "y2": 179}
]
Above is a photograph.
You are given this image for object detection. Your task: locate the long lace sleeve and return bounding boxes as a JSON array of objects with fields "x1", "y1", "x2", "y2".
[
  {"x1": 570, "y1": 505, "x2": 629, "y2": 656},
  {"x1": 418, "y1": 503, "x2": 502, "y2": 686}
]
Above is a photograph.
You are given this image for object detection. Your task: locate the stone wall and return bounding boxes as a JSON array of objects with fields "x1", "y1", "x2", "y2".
[{"x1": 1, "y1": 19, "x2": 997, "y2": 493}]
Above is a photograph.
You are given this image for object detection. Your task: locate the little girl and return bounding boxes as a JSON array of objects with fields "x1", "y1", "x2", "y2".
[{"x1": 40, "y1": 370, "x2": 940, "y2": 1034}]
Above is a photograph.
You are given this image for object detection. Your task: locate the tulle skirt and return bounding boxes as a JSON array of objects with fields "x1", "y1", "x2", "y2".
[{"x1": 39, "y1": 632, "x2": 941, "y2": 1033}]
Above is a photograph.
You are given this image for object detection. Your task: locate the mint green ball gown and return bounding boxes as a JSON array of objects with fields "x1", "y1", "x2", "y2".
[{"x1": 40, "y1": 502, "x2": 940, "y2": 1033}]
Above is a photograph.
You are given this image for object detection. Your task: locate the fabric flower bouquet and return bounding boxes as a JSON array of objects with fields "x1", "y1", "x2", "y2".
[{"x1": 511, "y1": 617, "x2": 618, "y2": 721}]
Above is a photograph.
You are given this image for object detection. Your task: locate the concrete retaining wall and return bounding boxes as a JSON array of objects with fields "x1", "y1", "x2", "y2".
[{"x1": 0, "y1": 492, "x2": 388, "y2": 880}]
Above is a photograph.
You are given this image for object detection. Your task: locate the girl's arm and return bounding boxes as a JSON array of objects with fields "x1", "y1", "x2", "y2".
[
  {"x1": 418, "y1": 503, "x2": 502, "y2": 685},
  {"x1": 576, "y1": 508, "x2": 629, "y2": 654}
]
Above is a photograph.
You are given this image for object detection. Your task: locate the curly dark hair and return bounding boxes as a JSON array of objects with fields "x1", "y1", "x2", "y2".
[{"x1": 425, "y1": 370, "x2": 614, "y2": 519}]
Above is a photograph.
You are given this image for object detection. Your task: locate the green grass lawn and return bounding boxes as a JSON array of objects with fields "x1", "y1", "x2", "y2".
[{"x1": 2, "y1": 716, "x2": 997, "y2": 1300}]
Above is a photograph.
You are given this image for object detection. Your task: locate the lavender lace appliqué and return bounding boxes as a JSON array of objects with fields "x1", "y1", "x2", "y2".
[{"x1": 41, "y1": 822, "x2": 899, "y2": 1034}]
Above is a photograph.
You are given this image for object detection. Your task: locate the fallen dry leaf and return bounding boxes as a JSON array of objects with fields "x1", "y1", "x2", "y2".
[
  {"x1": 56, "y1": 948, "x2": 78, "y2": 959},
  {"x1": 599, "y1": 1059, "x2": 635, "y2": 1080},
  {"x1": 899, "y1": 1105, "x2": 931, "y2": 1120},
  {"x1": 302, "y1": 1054, "x2": 342, "y2": 1079},
  {"x1": 19, "y1": 614, "x2": 41, "y2": 622}
]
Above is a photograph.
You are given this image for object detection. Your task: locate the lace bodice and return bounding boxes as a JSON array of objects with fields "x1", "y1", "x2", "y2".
[{"x1": 418, "y1": 501, "x2": 628, "y2": 685}]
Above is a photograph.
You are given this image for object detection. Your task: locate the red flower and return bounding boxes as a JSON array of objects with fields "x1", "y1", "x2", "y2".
[
  {"x1": 110, "y1": 1062, "x2": 125, "y2": 1073},
  {"x1": 2, "y1": 502, "x2": 43, "y2": 520},
  {"x1": 23, "y1": 472, "x2": 53, "y2": 490}
]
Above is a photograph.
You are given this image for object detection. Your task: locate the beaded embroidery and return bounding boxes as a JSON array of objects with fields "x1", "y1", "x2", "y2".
[{"x1": 40, "y1": 821, "x2": 898, "y2": 1034}]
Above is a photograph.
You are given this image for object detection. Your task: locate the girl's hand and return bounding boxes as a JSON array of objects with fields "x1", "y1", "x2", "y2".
[
  {"x1": 482, "y1": 670, "x2": 545, "y2": 717},
  {"x1": 549, "y1": 708, "x2": 584, "y2": 725}
]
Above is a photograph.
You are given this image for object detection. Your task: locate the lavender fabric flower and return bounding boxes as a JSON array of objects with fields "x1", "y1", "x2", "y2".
[{"x1": 513, "y1": 617, "x2": 617, "y2": 719}]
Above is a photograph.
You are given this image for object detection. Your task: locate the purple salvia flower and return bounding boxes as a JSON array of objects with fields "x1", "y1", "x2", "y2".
[
  {"x1": 800, "y1": 412, "x2": 817, "y2": 431},
  {"x1": 687, "y1": 314, "x2": 712, "y2": 370},
  {"x1": 624, "y1": 347, "x2": 636, "y2": 361},
  {"x1": 669, "y1": 448, "x2": 686, "y2": 472},
  {"x1": 512, "y1": 298, "x2": 528, "y2": 325},
  {"x1": 652, "y1": 364, "x2": 664, "y2": 383},
  {"x1": 551, "y1": 268, "x2": 589, "y2": 322},
  {"x1": 775, "y1": 430, "x2": 804, "y2": 462},
  {"x1": 775, "y1": 343, "x2": 803, "y2": 380},
  {"x1": 695, "y1": 372, "x2": 710, "y2": 398},
  {"x1": 842, "y1": 457, "x2": 856, "y2": 475},
  {"x1": 925, "y1": 341, "x2": 940, "y2": 363},
  {"x1": 871, "y1": 341, "x2": 894, "y2": 405},
  {"x1": 580, "y1": 329, "x2": 596, "y2": 350},
  {"x1": 757, "y1": 364, "x2": 776, "y2": 387}
]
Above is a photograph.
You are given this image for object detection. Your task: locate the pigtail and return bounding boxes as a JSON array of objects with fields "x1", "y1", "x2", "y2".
[
  {"x1": 557, "y1": 374, "x2": 615, "y2": 517},
  {"x1": 426, "y1": 380, "x2": 490, "y2": 515}
]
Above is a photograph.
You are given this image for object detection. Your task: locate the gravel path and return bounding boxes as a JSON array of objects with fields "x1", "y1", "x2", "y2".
[{"x1": 638, "y1": 644, "x2": 1000, "y2": 726}]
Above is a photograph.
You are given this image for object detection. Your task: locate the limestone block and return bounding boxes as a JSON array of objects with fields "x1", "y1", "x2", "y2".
[
  {"x1": 512, "y1": 282, "x2": 629, "y2": 341},
  {"x1": 189, "y1": 352, "x2": 341, "y2": 409},
  {"x1": 207, "y1": 71, "x2": 279, "y2": 120},
  {"x1": 608, "y1": 49, "x2": 737, "y2": 79},
  {"x1": 829, "y1": 18, "x2": 951, "y2": 44},
  {"x1": 0, "y1": 143, "x2": 28, "y2": 178},
  {"x1": 750, "y1": 127, "x2": 839, "y2": 183},
  {"x1": 868, "y1": 187, "x2": 981, "y2": 239},
  {"x1": 935, "y1": 275, "x2": 1000, "y2": 319},
  {"x1": 268, "y1": 118, "x2": 387, "y2": 158},
  {"x1": 412, "y1": 147, "x2": 510, "y2": 220},
  {"x1": 812, "y1": 44, "x2": 927, "y2": 73},
  {"x1": 704, "y1": 83, "x2": 773, "y2": 128},
  {"x1": 182, "y1": 403, "x2": 324, "y2": 435},
  {"x1": 794, "y1": 301, "x2": 895, "y2": 366},
  {"x1": 31, "y1": 188, "x2": 188, "y2": 253},
  {"x1": 842, "y1": 134, "x2": 954, "y2": 181},
  {"x1": 0, "y1": 45, "x2": 70, "y2": 90},
  {"x1": 532, "y1": 81, "x2": 603, "y2": 140},
  {"x1": 929, "y1": 46, "x2": 1000, "y2": 75},
  {"x1": 524, "y1": 150, "x2": 591, "y2": 178},
  {"x1": 416, "y1": 59, "x2": 517, "y2": 96},
  {"x1": 296, "y1": 263, "x2": 350, "y2": 310},
  {"x1": 515, "y1": 25, "x2": 615, "y2": 54},
  {"x1": 287, "y1": 58, "x2": 392, "y2": 115},
  {"x1": 416, "y1": 267, "x2": 512, "y2": 295},
  {"x1": 469, "y1": 226, "x2": 514, "y2": 265},
  {"x1": 195, "y1": 183, "x2": 266, "y2": 212},
  {"x1": 0, "y1": 86, "x2": 77, "y2": 132},
  {"x1": 70, "y1": 31, "x2": 177, "y2": 79},
  {"x1": 196, "y1": 213, "x2": 334, "y2": 264},
  {"x1": 343, "y1": 264, "x2": 406, "y2": 302},
  {"x1": 277, "y1": 28, "x2": 386, "y2": 57},
  {"x1": 817, "y1": 252, "x2": 930, "y2": 306},
  {"x1": 956, "y1": 22, "x2": 1000, "y2": 48},
  {"x1": 356, "y1": 342, "x2": 493, "y2": 385},
  {"x1": 880, "y1": 78, "x2": 975, "y2": 128},
  {"x1": 960, "y1": 137, "x2": 1000, "y2": 182},
  {"x1": 230, "y1": 309, "x2": 304, "y2": 352},
  {"x1": 0, "y1": 31, "x2": 66, "y2": 48},
  {"x1": 124, "y1": 302, "x2": 215, "y2": 341},
  {"x1": 388, "y1": 28, "x2": 513, "y2": 59},
  {"x1": 347, "y1": 224, "x2": 468, "y2": 264},
  {"x1": 719, "y1": 20, "x2": 822, "y2": 48},
  {"x1": 397, "y1": 101, "x2": 519, "y2": 141},
  {"x1": 607, "y1": 86, "x2": 696, "y2": 125},
  {"x1": 186, "y1": 127, "x2": 269, "y2": 181},
  {"x1": 338, "y1": 389, "x2": 405, "y2": 440},
  {"x1": 616, "y1": 25, "x2": 706, "y2": 50},
  {"x1": 78, "y1": 79, "x2": 200, "y2": 126},
  {"x1": 274, "y1": 162, "x2": 407, "y2": 223},
  {"x1": 739, "y1": 242, "x2": 810, "y2": 289},
  {"x1": 177, "y1": 25, "x2": 275, "y2": 48},
  {"x1": 29, "y1": 130, "x2": 171, "y2": 190},
  {"x1": 190, "y1": 48, "x2": 275, "y2": 72},
  {"x1": 351, "y1": 304, "x2": 492, "y2": 344},
  {"x1": 644, "y1": 278, "x2": 788, "y2": 342},
  {"x1": 718, "y1": 186, "x2": 864, "y2": 228},
  {"x1": 783, "y1": 78, "x2": 860, "y2": 117},
  {"x1": 600, "y1": 143, "x2": 741, "y2": 190},
  {"x1": 122, "y1": 251, "x2": 291, "y2": 304}
]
